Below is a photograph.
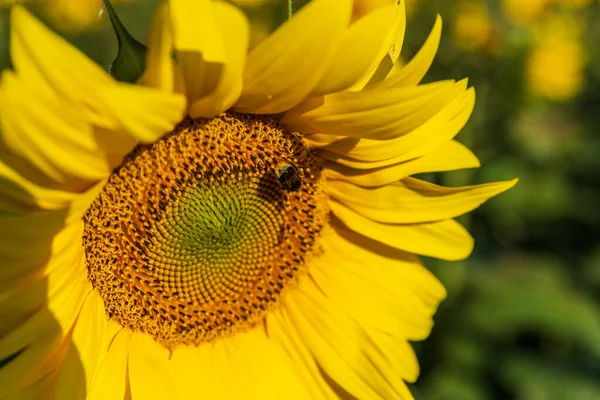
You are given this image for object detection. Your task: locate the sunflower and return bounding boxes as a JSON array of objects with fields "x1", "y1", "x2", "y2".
[{"x1": 0, "y1": 0, "x2": 516, "y2": 399}]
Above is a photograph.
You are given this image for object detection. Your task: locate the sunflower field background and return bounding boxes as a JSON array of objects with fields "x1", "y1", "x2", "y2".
[{"x1": 0, "y1": 0, "x2": 599, "y2": 399}]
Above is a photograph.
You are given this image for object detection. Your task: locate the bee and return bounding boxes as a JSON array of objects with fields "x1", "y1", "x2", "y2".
[{"x1": 275, "y1": 162, "x2": 302, "y2": 192}]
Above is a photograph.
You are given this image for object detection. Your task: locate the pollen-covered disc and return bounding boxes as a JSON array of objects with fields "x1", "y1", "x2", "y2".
[{"x1": 83, "y1": 113, "x2": 327, "y2": 348}]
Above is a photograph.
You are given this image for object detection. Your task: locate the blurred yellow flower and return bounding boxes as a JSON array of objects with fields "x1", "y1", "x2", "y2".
[
  {"x1": 533, "y1": 11, "x2": 582, "y2": 40},
  {"x1": 452, "y1": 2, "x2": 492, "y2": 51},
  {"x1": 1, "y1": 0, "x2": 132, "y2": 31},
  {"x1": 503, "y1": 0, "x2": 549, "y2": 23},
  {"x1": 526, "y1": 34, "x2": 586, "y2": 100},
  {"x1": 44, "y1": 0, "x2": 104, "y2": 29},
  {"x1": 553, "y1": 0, "x2": 592, "y2": 9}
]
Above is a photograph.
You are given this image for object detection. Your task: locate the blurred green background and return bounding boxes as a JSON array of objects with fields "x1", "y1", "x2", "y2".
[
  {"x1": 1, "y1": 0, "x2": 599, "y2": 398},
  {"x1": 405, "y1": 1, "x2": 600, "y2": 399}
]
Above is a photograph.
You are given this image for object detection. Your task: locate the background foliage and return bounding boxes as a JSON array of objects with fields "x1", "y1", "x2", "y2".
[
  {"x1": 404, "y1": 1, "x2": 600, "y2": 399},
  {"x1": 406, "y1": 0, "x2": 600, "y2": 400},
  {"x1": 1, "y1": 0, "x2": 599, "y2": 398}
]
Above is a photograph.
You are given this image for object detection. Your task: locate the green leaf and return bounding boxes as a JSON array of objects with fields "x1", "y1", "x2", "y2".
[
  {"x1": 502, "y1": 354, "x2": 600, "y2": 400},
  {"x1": 104, "y1": 0, "x2": 146, "y2": 83},
  {"x1": 466, "y1": 260, "x2": 600, "y2": 358}
]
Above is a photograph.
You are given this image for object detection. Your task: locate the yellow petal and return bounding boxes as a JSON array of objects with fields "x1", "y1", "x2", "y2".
[
  {"x1": 141, "y1": 0, "x2": 176, "y2": 92},
  {"x1": 227, "y1": 326, "x2": 313, "y2": 399},
  {"x1": 372, "y1": 15, "x2": 443, "y2": 89},
  {"x1": 284, "y1": 279, "x2": 410, "y2": 400},
  {"x1": 172, "y1": 325, "x2": 311, "y2": 400},
  {"x1": 55, "y1": 290, "x2": 108, "y2": 399},
  {"x1": 367, "y1": 329, "x2": 420, "y2": 383},
  {"x1": 0, "y1": 160, "x2": 77, "y2": 212},
  {"x1": 170, "y1": 0, "x2": 226, "y2": 108},
  {"x1": 0, "y1": 271, "x2": 88, "y2": 360},
  {"x1": 0, "y1": 279, "x2": 89, "y2": 398},
  {"x1": 170, "y1": 0, "x2": 226, "y2": 61},
  {"x1": 312, "y1": 85, "x2": 475, "y2": 165},
  {"x1": 10, "y1": 5, "x2": 114, "y2": 126},
  {"x1": 102, "y1": 83, "x2": 185, "y2": 144},
  {"x1": 327, "y1": 178, "x2": 518, "y2": 223},
  {"x1": 128, "y1": 332, "x2": 181, "y2": 400},
  {"x1": 0, "y1": 215, "x2": 80, "y2": 292},
  {"x1": 312, "y1": 1, "x2": 405, "y2": 95},
  {"x1": 310, "y1": 254, "x2": 434, "y2": 341},
  {"x1": 1, "y1": 70, "x2": 113, "y2": 190},
  {"x1": 318, "y1": 225, "x2": 446, "y2": 337},
  {"x1": 66, "y1": 179, "x2": 108, "y2": 224},
  {"x1": 329, "y1": 200, "x2": 474, "y2": 260},
  {"x1": 188, "y1": 2, "x2": 249, "y2": 118},
  {"x1": 172, "y1": 342, "x2": 257, "y2": 400},
  {"x1": 234, "y1": 0, "x2": 352, "y2": 114},
  {"x1": 6, "y1": 369, "x2": 60, "y2": 400},
  {"x1": 265, "y1": 312, "x2": 339, "y2": 400},
  {"x1": 87, "y1": 328, "x2": 132, "y2": 400},
  {"x1": 322, "y1": 140, "x2": 480, "y2": 185},
  {"x1": 52, "y1": 341, "x2": 85, "y2": 400},
  {"x1": 284, "y1": 79, "x2": 464, "y2": 140},
  {"x1": 9, "y1": 6, "x2": 186, "y2": 144},
  {"x1": 351, "y1": 0, "x2": 407, "y2": 90},
  {"x1": 299, "y1": 260, "x2": 425, "y2": 384},
  {"x1": 170, "y1": 345, "x2": 221, "y2": 399},
  {"x1": 0, "y1": 240, "x2": 84, "y2": 337},
  {"x1": 0, "y1": 327, "x2": 67, "y2": 399}
]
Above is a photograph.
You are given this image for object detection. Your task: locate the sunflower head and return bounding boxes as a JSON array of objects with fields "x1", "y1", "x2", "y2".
[{"x1": 84, "y1": 113, "x2": 328, "y2": 348}]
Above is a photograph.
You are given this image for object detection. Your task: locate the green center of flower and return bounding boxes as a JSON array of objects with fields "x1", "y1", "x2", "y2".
[{"x1": 83, "y1": 113, "x2": 327, "y2": 348}]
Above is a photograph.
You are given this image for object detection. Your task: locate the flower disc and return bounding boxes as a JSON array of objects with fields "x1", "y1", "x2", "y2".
[{"x1": 83, "y1": 113, "x2": 327, "y2": 348}]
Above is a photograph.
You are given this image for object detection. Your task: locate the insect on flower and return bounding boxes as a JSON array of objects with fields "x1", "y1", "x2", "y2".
[{"x1": 275, "y1": 162, "x2": 302, "y2": 192}]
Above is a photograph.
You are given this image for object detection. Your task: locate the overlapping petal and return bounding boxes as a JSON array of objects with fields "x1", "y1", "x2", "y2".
[
  {"x1": 0, "y1": 236, "x2": 84, "y2": 337},
  {"x1": 171, "y1": 325, "x2": 312, "y2": 399},
  {"x1": 142, "y1": 1, "x2": 177, "y2": 92},
  {"x1": 0, "y1": 214, "x2": 79, "y2": 289},
  {"x1": 129, "y1": 332, "x2": 182, "y2": 399},
  {"x1": 0, "y1": 160, "x2": 78, "y2": 212},
  {"x1": 168, "y1": 0, "x2": 250, "y2": 118},
  {"x1": 321, "y1": 225, "x2": 446, "y2": 321},
  {"x1": 188, "y1": 2, "x2": 249, "y2": 118},
  {"x1": 304, "y1": 88, "x2": 475, "y2": 170},
  {"x1": 234, "y1": 0, "x2": 352, "y2": 114},
  {"x1": 330, "y1": 200, "x2": 474, "y2": 260},
  {"x1": 266, "y1": 313, "x2": 339, "y2": 400},
  {"x1": 87, "y1": 328, "x2": 132, "y2": 400},
  {"x1": 327, "y1": 177, "x2": 518, "y2": 223},
  {"x1": 283, "y1": 278, "x2": 413, "y2": 400},
  {"x1": 322, "y1": 140, "x2": 480, "y2": 185},
  {"x1": 284, "y1": 80, "x2": 465, "y2": 139},
  {"x1": 0, "y1": 275, "x2": 89, "y2": 398},
  {"x1": 349, "y1": 0, "x2": 407, "y2": 90},
  {"x1": 310, "y1": 248, "x2": 440, "y2": 345},
  {"x1": 2, "y1": 4, "x2": 185, "y2": 219},
  {"x1": 370, "y1": 15, "x2": 443, "y2": 90},
  {"x1": 10, "y1": 6, "x2": 185, "y2": 140},
  {"x1": 0, "y1": 70, "x2": 118, "y2": 191},
  {"x1": 5, "y1": 369, "x2": 60, "y2": 400},
  {"x1": 55, "y1": 291, "x2": 109, "y2": 399},
  {"x1": 312, "y1": 0, "x2": 405, "y2": 95}
]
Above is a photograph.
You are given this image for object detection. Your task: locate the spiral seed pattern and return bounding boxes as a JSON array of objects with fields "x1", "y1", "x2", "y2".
[{"x1": 83, "y1": 113, "x2": 327, "y2": 348}]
